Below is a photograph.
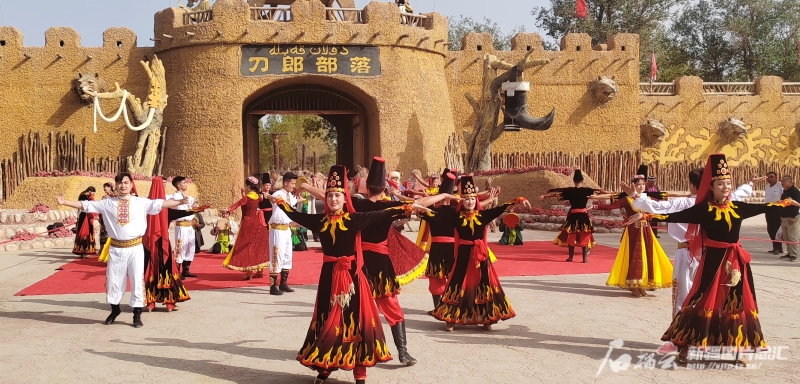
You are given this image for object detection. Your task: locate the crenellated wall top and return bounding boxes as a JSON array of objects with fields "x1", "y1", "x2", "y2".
[{"x1": 152, "y1": 0, "x2": 448, "y2": 56}]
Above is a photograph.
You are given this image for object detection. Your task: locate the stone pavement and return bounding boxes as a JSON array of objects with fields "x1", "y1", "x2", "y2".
[{"x1": 0, "y1": 218, "x2": 798, "y2": 383}]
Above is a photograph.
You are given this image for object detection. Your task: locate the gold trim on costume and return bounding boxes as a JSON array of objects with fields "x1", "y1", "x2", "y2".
[
  {"x1": 677, "y1": 242, "x2": 689, "y2": 249},
  {"x1": 176, "y1": 221, "x2": 194, "y2": 227},
  {"x1": 110, "y1": 237, "x2": 143, "y2": 248},
  {"x1": 269, "y1": 224, "x2": 290, "y2": 231}
]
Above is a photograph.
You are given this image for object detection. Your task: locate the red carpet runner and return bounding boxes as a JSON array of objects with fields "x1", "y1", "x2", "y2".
[{"x1": 15, "y1": 241, "x2": 618, "y2": 296}]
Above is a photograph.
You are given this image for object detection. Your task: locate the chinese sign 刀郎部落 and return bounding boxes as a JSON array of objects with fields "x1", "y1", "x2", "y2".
[{"x1": 241, "y1": 45, "x2": 381, "y2": 77}]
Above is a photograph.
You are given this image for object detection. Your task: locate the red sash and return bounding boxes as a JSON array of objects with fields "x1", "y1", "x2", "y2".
[
  {"x1": 361, "y1": 240, "x2": 389, "y2": 254},
  {"x1": 258, "y1": 208, "x2": 273, "y2": 227},
  {"x1": 682, "y1": 238, "x2": 755, "y2": 317},
  {"x1": 458, "y1": 238, "x2": 489, "y2": 289},
  {"x1": 430, "y1": 236, "x2": 455, "y2": 243},
  {"x1": 569, "y1": 208, "x2": 588, "y2": 213},
  {"x1": 323, "y1": 255, "x2": 356, "y2": 307}
]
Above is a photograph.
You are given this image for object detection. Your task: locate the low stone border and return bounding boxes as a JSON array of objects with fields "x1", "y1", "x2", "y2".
[{"x1": 1, "y1": 237, "x2": 74, "y2": 252}]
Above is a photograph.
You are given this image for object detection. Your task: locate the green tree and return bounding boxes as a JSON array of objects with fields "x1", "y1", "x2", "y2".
[
  {"x1": 724, "y1": 0, "x2": 800, "y2": 81},
  {"x1": 660, "y1": 0, "x2": 734, "y2": 81},
  {"x1": 258, "y1": 115, "x2": 335, "y2": 172},
  {"x1": 447, "y1": 16, "x2": 525, "y2": 50},
  {"x1": 532, "y1": 0, "x2": 686, "y2": 80}
]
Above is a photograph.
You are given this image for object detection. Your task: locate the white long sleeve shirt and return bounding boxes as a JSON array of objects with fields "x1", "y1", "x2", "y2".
[
  {"x1": 166, "y1": 191, "x2": 195, "y2": 221},
  {"x1": 632, "y1": 184, "x2": 753, "y2": 243},
  {"x1": 81, "y1": 196, "x2": 164, "y2": 241},
  {"x1": 269, "y1": 189, "x2": 297, "y2": 225}
]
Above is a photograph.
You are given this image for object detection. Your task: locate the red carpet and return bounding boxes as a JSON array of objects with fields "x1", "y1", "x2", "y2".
[{"x1": 15, "y1": 241, "x2": 619, "y2": 296}]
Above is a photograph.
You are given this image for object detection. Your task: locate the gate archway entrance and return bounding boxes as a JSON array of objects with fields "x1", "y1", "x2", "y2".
[{"x1": 242, "y1": 83, "x2": 372, "y2": 177}]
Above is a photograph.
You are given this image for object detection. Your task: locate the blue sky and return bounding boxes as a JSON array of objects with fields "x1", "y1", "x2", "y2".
[{"x1": 0, "y1": 0, "x2": 549, "y2": 47}]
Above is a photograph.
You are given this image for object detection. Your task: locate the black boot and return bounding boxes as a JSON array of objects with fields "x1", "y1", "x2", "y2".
[
  {"x1": 566, "y1": 246, "x2": 575, "y2": 262},
  {"x1": 269, "y1": 274, "x2": 283, "y2": 295},
  {"x1": 104, "y1": 304, "x2": 121, "y2": 325},
  {"x1": 390, "y1": 321, "x2": 417, "y2": 366},
  {"x1": 132, "y1": 307, "x2": 143, "y2": 328},
  {"x1": 428, "y1": 295, "x2": 441, "y2": 316},
  {"x1": 279, "y1": 269, "x2": 295, "y2": 292},
  {"x1": 355, "y1": 381, "x2": 365, "y2": 384},
  {"x1": 182, "y1": 261, "x2": 197, "y2": 278},
  {"x1": 313, "y1": 373, "x2": 328, "y2": 384},
  {"x1": 582, "y1": 247, "x2": 588, "y2": 263}
]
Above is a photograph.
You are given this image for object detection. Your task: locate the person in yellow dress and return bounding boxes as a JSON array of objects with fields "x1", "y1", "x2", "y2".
[{"x1": 594, "y1": 173, "x2": 673, "y2": 297}]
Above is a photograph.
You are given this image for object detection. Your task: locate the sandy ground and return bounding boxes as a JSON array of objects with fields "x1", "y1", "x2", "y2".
[{"x1": 0, "y1": 218, "x2": 798, "y2": 383}]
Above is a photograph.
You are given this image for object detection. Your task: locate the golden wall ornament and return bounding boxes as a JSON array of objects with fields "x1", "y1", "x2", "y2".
[
  {"x1": 589, "y1": 76, "x2": 618, "y2": 105},
  {"x1": 640, "y1": 119, "x2": 667, "y2": 149},
  {"x1": 718, "y1": 117, "x2": 748, "y2": 145}
]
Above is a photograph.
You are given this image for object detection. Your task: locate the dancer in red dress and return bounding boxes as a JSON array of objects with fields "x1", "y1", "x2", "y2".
[
  {"x1": 271, "y1": 165, "x2": 429, "y2": 384},
  {"x1": 73, "y1": 187, "x2": 98, "y2": 257},
  {"x1": 223, "y1": 176, "x2": 270, "y2": 279}
]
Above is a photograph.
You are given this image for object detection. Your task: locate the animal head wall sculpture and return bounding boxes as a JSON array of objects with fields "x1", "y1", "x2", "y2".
[
  {"x1": 590, "y1": 76, "x2": 618, "y2": 104},
  {"x1": 718, "y1": 117, "x2": 748, "y2": 144},
  {"x1": 640, "y1": 119, "x2": 667, "y2": 148},
  {"x1": 72, "y1": 73, "x2": 108, "y2": 105}
]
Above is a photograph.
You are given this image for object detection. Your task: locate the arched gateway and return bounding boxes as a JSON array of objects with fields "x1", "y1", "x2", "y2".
[{"x1": 242, "y1": 82, "x2": 375, "y2": 176}]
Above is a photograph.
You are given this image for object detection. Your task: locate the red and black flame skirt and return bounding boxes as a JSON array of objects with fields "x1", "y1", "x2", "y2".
[
  {"x1": 431, "y1": 239, "x2": 516, "y2": 325},
  {"x1": 297, "y1": 255, "x2": 392, "y2": 372}
]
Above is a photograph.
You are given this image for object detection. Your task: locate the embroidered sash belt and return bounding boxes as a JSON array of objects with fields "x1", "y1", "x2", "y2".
[{"x1": 110, "y1": 237, "x2": 143, "y2": 248}]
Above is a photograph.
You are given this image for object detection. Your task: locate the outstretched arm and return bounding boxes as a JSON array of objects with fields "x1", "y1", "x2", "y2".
[
  {"x1": 227, "y1": 194, "x2": 251, "y2": 213},
  {"x1": 416, "y1": 194, "x2": 459, "y2": 208},
  {"x1": 413, "y1": 172, "x2": 431, "y2": 188},
  {"x1": 299, "y1": 183, "x2": 326, "y2": 201},
  {"x1": 481, "y1": 197, "x2": 531, "y2": 222},
  {"x1": 272, "y1": 198, "x2": 325, "y2": 233},
  {"x1": 55, "y1": 195, "x2": 84, "y2": 210},
  {"x1": 650, "y1": 203, "x2": 709, "y2": 224}
]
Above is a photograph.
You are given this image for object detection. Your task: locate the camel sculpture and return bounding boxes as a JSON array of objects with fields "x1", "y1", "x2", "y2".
[{"x1": 74, "y1": 56, "x2": 168, "y2": 177}]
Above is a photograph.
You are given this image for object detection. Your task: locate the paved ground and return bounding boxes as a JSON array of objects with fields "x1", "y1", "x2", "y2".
[{"x1": 0, "y1": 218, "x2": 798, "y2": 383}]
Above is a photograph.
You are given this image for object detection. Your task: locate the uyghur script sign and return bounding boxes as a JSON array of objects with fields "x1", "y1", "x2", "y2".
[{"x1": 241, "y1": 45, "x2": 381, "y2": 77}]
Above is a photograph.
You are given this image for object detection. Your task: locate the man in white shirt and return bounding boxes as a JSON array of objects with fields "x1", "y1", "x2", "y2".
[
  {"x1": 168, "y1": 176, "x2": 198, "y2": 280},
  {"x1": 268, "y1": 172, "x2": 299, "y2": 295},
  {"x1": 56, "y1": 173, "x2": 187, "y2": 328},
  {"x1": 764, "y1": 171, "x2": 784, "y2": 254},
  {"x1": 627, "y1": 170, "x2": 760, "y2": 316}
]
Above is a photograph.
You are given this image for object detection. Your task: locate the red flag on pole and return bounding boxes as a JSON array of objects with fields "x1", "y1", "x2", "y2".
[
  {"x1": 576, "y1": 0, "x2": 588, "y2": 19},
  {"x1": 650, "y1": 52, "x2": 658, "y2": 83}
]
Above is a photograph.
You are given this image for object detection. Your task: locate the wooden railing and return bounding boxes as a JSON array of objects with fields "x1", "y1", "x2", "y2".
[
  {"x1": 782, "y1": 82, "x2": 800, "y2": 95},
  {"x1": 325, "y1": 7, "x2": 364, "y2": 23},
  {"x1": 183, "y1": 9, "x2": 213, "y2": 25},
  {"x1": 639, "y1": 83, "x2": 675, "y2": 95},
  {"x1": 702, "y1": 82, "x2": 755, "y2": 95},
  {"x1": 489, "y1": 150, "x2": 800, "y2": 192},
  {"x1": 250, "y1": 7, "x2": 291, "y2": 21},
  {"x1": 400, "y1": 12, "x2": 428, "y2": 28}
]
